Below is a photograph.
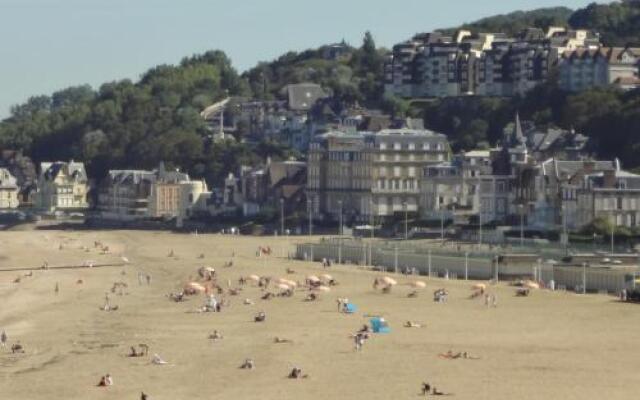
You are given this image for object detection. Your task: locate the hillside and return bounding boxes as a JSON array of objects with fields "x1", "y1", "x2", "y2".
[
  {"x1": 445, "y1": 7, "x2": 573, "y2": 36},
  {"x1": 3, "y1": 1, "x2": 640, "y2": 184}
]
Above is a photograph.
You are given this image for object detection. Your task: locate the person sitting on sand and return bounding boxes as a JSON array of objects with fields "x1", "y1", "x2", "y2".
[
  {"x1": 11, "y1": 342, "x2": 24, "y2": 354},
  {"x1": 209, "y1": 330, "x2": 223, "y2": 341},
  {"x1": 261, "y1": 292, "x2": 274, "y2": 301},
  {"x1": 358, "y1": 324, "x2": 370, "y2": 333},
  {"x1": 240, "y1": 358, "x2": 255, "y2": 369},
  {"x1": 288, "y1": 367, "x2": 308, "y2": 379},
  {"x1": 97, "y1": 374, "x2": 113, "y2": 387},
  {"x1": 404, "y1": 321, "x2": 422, "y2": 328},
  {"x1": 140, "y1": 392, "x2": 149, "y2": 400},
  {"x1": 305, "y1": 293, "x2": 318, "y2": 302},
  {"x1": 129, "y1": 346, "x2": 142, "y2": 357},
  {"x1": 254, "y1": 311, "x2": 266, "y2": 322},
  {"x1": 421, "y1": 382, "x2": 431, "y2": 396}
]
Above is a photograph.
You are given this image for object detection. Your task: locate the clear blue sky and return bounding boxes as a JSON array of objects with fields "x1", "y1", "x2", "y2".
[{"x1": 0, "y1": 0, "x2": 599, "y2": 118}]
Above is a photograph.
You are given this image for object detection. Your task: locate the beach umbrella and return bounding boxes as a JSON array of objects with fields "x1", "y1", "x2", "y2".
[
  {"x1": 471, "y1": 283, "x2": 487, "y2": 291},
  {"x1": 277, "y1": 283, "x2": 290, "y2": 291},
  {"x1": 307, "y1": 275, "x2": 320, "y2": 283},
  {"x1": 382, "y1": 276, "x2": 397, "y2": 286},
  {"x1": 411, "y1": 281, "x2": 427, "y2": 288},
  {"x1": 248, "y1": 274, "x2": 260, "y2": 282},
  {"x1": 285, "y1": 280, "x2": 297, "y2": 288},
  {"x1": 523, "y1": 281, "x2": 540, "y2": 289},
  {"x1": 184, "y1": 282, "x2": 206, "y2": 293},
  {"x1": 276, "y1": 278, "x2": 290, "y2": 285},
  {"x1": 316, "y1": 286, "x2": 331, "y2": 292},
  {"x1": 321, "y1": 274, "x2": 333, "y2": 281}
]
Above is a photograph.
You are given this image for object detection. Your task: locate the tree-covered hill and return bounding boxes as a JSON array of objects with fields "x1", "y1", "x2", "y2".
[
  {"x1": 445, "y1": 7, "x2": 574, "y2": 36},
  {"x1": 4, "y1": 1, "x2": 640, "y2": 185}
]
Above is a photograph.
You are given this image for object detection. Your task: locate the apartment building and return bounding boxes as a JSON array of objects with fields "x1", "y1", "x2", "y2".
[
  {"x1": 0, "y1": 168, "x2": 19, "y2": 209},
  {"x1": 35, "y1": 161, "x2": 89, "y2": 211},
  {"x1": 98, "y1": 163, "x2": 209, "y2": 221},
  {"x1": 577, "y1": 169, "x2": 640, "y2": 229},
  {"x1": 385, "y1": 27, "x2": 596, "y2": 98},
  {"x1": 420, "y1": 150, "x2": 492, "y2": 219},
  {"x1": 307, "y1": 129, "x2": 450, "y2": 223},
  {"x1": 559, "y1": 47, "x2": 640, "y2": 92}
]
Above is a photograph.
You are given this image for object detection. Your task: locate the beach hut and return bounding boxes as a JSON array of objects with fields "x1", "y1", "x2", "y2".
[{"x1": 370, "y1": 317, "x2": 390, "y2": 333}]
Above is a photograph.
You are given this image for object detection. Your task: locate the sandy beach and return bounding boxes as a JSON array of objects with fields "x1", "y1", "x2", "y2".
[{"x1": 0, "y1": 229, "x2": 638, "y2": 400}]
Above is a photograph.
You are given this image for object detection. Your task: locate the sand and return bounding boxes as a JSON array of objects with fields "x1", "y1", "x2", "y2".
[{"x1": 0, "y1": 229, "x2": 638, "y2": 400}]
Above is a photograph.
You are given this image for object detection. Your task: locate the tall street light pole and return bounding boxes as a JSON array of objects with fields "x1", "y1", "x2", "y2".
[
  {"x1": 440, "y1": 208, "x2": 445, "y2": 243},
  {"x1": 611, "y1": 215, "x2": 615, "y2": 255},
  {"x1": 280, "y1": 198, "x2": 284, "y2": 236},
  {"x1": 403, "y1": 201, "x2": 408, "y2": 240},
  {"x1": 338, "y1": 200, "x2": 343, "y2": 237},
  {"x1": 478, "y1": 176, "x2": 483, "y2": 247},
  {"x1": 519, "y1": 204, "x2": 524, "y2": 247}
]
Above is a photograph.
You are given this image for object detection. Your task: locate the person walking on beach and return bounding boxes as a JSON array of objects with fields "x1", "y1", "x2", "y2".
[
  {"x1": 1, "y1": 329, "x2": 7, "y2": 347},
  {"x1": 54, "y1": 282, "x2": 59, "y2": 295}
]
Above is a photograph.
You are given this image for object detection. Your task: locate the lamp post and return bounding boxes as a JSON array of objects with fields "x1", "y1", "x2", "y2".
[
  {"x1": 369, "y1": 198, "x2": 374, "y2": 266},
  {"x1": 561, "y1": 204, "x2": 569, "y2": 256},
  {"x1": 403, "y1": 201, "x2": 408, "y2": 240},
  {"x1": 280, "y1": 198, "x2": 284, "y2": 236},
  {"x1": 464, "y1": 252, "x2": 469, "y2": 280},
  {"x1": 478, "y1": 176, "x2": 483, "y2": 247},
  {"x1": 338, "y1": 200, "x2": 343, "y2": 237},
  {"x1": 440, "y1": 209, "x2": 445, "y2": 243},
  {"x1": 610, "y1": 215, "x2": 615, "y2": 255},
  {"x1": 593, "y1": 232, "x2": 597, "y2": 253},
  {"x1": 582, "y1": 262, "x2": 587, "y2": 294},
  {"x1": 307, "y1": 198, "x2": 313, "y2": 237},
  {"x1": 307, "y1": 198, "x2": 313, "y2": 262},
  {"x1": 519, "y1": 204, "x2": 524, "y2": 247}
]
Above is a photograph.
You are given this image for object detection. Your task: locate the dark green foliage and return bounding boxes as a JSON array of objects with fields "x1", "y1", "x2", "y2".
[
  {"x1": 569, "y1": 1, "x2": 640, "y2": 46},
  {"x1": 444, "y1": 7, "x2": 574, "y2": 36},
  {"x1": 0, "y1": 51, "x2": 280, "y2": 185},
  {"x1": 242, "y1": 32, "x2": 387, "y2": 109}
]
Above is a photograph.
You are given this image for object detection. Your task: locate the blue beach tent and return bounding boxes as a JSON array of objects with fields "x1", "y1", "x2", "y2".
[
  {"x1": 370, "y1": 317, "x2": 391, "y2": 333},
  {"x1": 344, "y1": 303, "x2": 357, "y2": 313}
]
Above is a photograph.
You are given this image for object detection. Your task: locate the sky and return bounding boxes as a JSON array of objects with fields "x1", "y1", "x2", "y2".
[{"x1": 0, "y1": 0, "x2": 600, "y2": 118}]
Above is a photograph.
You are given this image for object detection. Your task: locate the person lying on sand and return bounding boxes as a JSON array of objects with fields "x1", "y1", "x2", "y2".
[
  {"x1": 11, "y1": 342, "x2": 24, "y2": 354},
  {"x1": 274, "y1": 337, "x2": 292, "y2": 344},
  {"x1": 261, "y1": 292, "x2": 274, "y2": 300},
  {"x1": 404, "y1": 321, "x2": 422, "y2": 328},
  {"x1": 151, "y1": 354, "x2": 168, "y2": 365},
  {"x1": 408, "y1": 291, "x2": 419, "y2": 298},
  {"x1": 461, "y1": 351, "x2": 480, "y2": 360},
  {"x1": 286, "y1": 268, "x2": 295, "y2": 274},
  {"x1": 432, "y1": 387, "x2": 452, "y2": 396},
  {"x1": 438, "y1": 350, "x2": 462, "y2": 359}
]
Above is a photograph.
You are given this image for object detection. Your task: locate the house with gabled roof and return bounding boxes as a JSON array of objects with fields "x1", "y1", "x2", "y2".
[{"x1": 35, "y1": 161, "x2": 89, "y2": 211}]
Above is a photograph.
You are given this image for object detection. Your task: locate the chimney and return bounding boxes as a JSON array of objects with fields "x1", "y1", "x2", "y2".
[
  {"x1": 603, "y1": 169, "x2": 616, "y2": 188},
  {"x1": 583, "y1": 160, "x2": 595, "y2": 174}
]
